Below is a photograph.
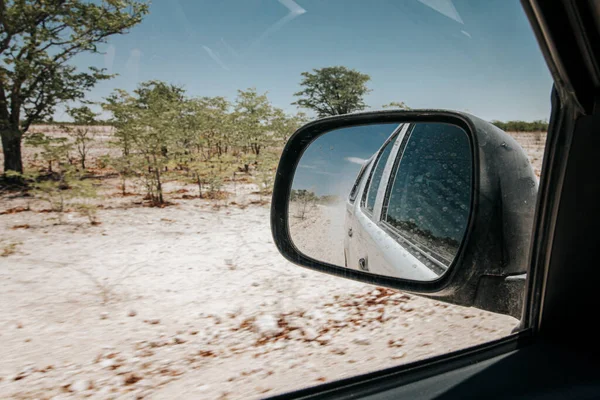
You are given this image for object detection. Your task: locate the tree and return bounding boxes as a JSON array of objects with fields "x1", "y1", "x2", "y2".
[
  {"x1": 104, "y1": 89, "x2": 138, "y2": 158},
  {"x1": 382, "y1": 101, "x2": 410, "y2": 110},
  {"x1": 189, "y1": 153, "x2": 236, "y2": 199},
  {"x1": 32, "y1": 166, "x2": 97, "y2": 223},
  {"x1": 189, "y1": 96, "x2": 232, "y2": 158},
  {"x1": 290, "y1": 189, "x2": 318, "y2": 220},
  {"x1": 64, "y1": 106, "x2": 99, "y2": 169},
  {"x1": 490, "y1": 120, "x2": 549, "y2": 132},
  {"x1": 270, "y1": 108, "x2": 307, "y2": 144},
  {"x1": 292, "y1": 66, "x2": 371, "y2": 117},
  {"x1": 0, "y1": 0, "x2": 149, "y2": 174},
  {"x1": 233, "y1": 88, "x2": 272, "y2": 156},
  {"x1": 103, "y1": 81, "x2": 185, "y2": 205},
  {"x1": 25, "y1": 131, "x2": 72, "y2": 173},
  {"x1": 254, "y1": 151, "x2": 279, "y2": 195}
]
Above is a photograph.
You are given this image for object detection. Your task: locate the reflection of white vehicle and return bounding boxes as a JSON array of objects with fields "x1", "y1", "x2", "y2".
[{"x1": 343, "y1": 123, "x2": 472, "y2": 280}]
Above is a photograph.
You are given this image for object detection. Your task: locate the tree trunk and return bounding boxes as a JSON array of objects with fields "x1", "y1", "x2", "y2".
[
  {"x1": 154, "y1": 168, "x2": 163, "y2": 205},
  {"x1": 121, "y1": 175, "x2": 127, "y2": 196},
  {"x1": 232, "y1": 172, "x2": 236, "y2": 194},
  {"x1": 196, "y1": 174, "x2": 202, "y2": 198},
  {"x1": 1, "y1": 129, "x2": 23, "y2": 174}
]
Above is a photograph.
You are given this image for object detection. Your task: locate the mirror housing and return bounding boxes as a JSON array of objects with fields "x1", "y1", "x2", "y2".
[{"x1": 271, "y1": 111, "x2": 537, "y2": 318}]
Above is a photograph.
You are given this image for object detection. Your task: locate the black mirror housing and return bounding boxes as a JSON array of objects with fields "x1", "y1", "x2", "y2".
[{"x1": 271, "y1": 110, "x2": 537, "y2": 318}]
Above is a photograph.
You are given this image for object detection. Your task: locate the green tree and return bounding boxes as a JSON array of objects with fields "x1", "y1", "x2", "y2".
[
  {"x1": 292, "y1": 66, "x2": 371, "y2": 117},
  {"x1": 290, "y1": 189, "x2": 318, "y2": 220},
  {"x1": 234, "y1": 88, "x2": 272, "y2": 156},
  {"x1": 32, "y1": 166, "x2": 98, "y2": 223},
  {"x1": 382, "y1": 101, "x2": 410, "y2": 110},
  {"x1": 64, "y1": 106, "x2": 99, "y2": 170},
  {"x1": 254, "y1": 151, "x2": 279, "y2": 195},
  {"x1": 191, "y1": 96, "x2": 232, "y2": 158},
  {"x1": 0, "y1": 0, "x2": 149, "y2": 174},
  {"x1": 104, "y1": 89, "x2": 138, "y2": 157},
  {"x1": 101, "y1": 154, "x2": 132, "y2": 196},
  {"x1": 104, "y1": 81, "x2": 185, "y2": 205},
  {"x1": 270, "y1": 108, "x2": 307, "y2": 144},
  {"x1": 25, "y1": 131, "x2": 72, "y2": 173},
  {"x1": 189, "y1": 153, "x2": 236, "y2": 199},
  {"x1": 490, "y1": 120, "x2": 548, "y2": 132}
]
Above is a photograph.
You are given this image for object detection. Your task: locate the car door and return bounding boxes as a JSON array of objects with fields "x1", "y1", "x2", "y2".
[
  {"x1": 344, "y1": 156, "x2": 373, "y2": 268},
  {"x1": 346, "y1": 123, "x2": 428, "y2": 279},
  {"x1": 351, "y1": 123, "x2": 444, "y2": 280},
  {"x1": 344, "y1": 129, "x2": 398, "y2": 273}
]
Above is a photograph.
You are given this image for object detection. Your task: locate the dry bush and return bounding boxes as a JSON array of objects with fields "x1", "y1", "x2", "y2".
[
  {"x1": 203, "y1": 190, "x2": 229, "y2": 200},
  {"x1": 1, "y1": 241, "x2": 21, "y2": 257},
  {"x1": 67, "y1": 262, "x2": 145, "y2": 305},
  {"x1": 290, "y1": 189, "x2": 318, "y2": 220},
  {"x1": 31, "y1": 168, "x2": 101, "y2": 224},
  {"x1": 253, "y1": 151, "x2": 279, "y2": 196},
  {"x1": 63, "y1": 106, "x2": 100, "y2": 170},
  {"x1": 73, "y1": 202, "x2": 101, "y2": 225}
]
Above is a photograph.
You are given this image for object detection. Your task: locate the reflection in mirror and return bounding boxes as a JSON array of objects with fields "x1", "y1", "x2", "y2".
[{"x1": 289, "y1": 122, "x2": 472, "y2": 282}]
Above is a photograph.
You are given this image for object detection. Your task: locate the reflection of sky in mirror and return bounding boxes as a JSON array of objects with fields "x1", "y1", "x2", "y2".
[{"x1": 292, "y1": 124, "x2": 399, "y2": 198}]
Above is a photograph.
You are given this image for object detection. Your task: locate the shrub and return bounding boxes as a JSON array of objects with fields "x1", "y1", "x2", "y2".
[
  {"x1": 63, "y1": 106, "x2": 100, "y2": 170},
  {"x1": 32, "y1": 167, "x2": 99, "y2": 223},
  {"x1": 290, "y1": 189, "x2": 318, "y2": 220}
]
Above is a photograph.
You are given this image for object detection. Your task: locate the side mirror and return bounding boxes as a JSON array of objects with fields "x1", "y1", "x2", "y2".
[{"x1": 271, "y1": 111, "x2": 538, "y2": 319}]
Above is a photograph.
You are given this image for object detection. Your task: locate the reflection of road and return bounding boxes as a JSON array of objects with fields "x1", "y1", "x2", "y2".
[{"x1": 288, "y1": 201, "x2": 346, "y2": 266}]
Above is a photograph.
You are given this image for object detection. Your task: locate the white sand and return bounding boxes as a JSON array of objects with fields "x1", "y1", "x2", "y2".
[
  {"x1": 0, "y1": 129, "x2": 542, "y2": 399},
  {"x1": 0, "y1": 183, "x2": 516, "y2": 399}
]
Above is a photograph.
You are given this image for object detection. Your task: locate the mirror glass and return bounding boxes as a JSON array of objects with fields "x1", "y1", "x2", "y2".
[{"x1": 289, "y1": 122, "x2": 472, "y2": 282}]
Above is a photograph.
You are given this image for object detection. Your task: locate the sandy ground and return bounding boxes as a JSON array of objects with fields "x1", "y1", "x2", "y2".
[
  {"x1": 289, "y1": 203, "x2": 346, "y2": 267},
  {"x1": 0, "y1": 129, "x2": 544, "y2": 399},
  {"x1": 0, "y1": 181, "x2": 518, "y2": 399},
  {"x1": 511, "y1": 131, "x2": 546, "y2": 178}
]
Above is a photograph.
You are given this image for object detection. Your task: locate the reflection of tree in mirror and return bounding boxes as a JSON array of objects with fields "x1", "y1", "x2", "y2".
[
  {"x1": 290, "y1": 189, "x2": 318, "y2": 220},
  {"x1": 382, "y1": 102, "x2": 411, "y2": 110},
  {"x1": 318, "y1": 195, "x2": 340, "y2": 205}
]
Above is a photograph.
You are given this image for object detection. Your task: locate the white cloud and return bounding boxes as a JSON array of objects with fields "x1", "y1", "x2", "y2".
[{"x1": 345, "y1": 157, "x2": 367, "y2": 165}]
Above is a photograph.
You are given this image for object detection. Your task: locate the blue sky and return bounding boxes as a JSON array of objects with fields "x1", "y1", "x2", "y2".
[
  {"x1": 292, "y1": 124, "x2": 399, "y2": 196},
  {"x1": 67, "y1": 0, "x2": 553, "y2": 122}
]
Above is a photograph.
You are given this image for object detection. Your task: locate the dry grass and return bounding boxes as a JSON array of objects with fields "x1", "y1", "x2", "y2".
[
  {"x1": 203, "y1": 190, "x2": 230, "y2": 200},
  {"x1": 1, "y1": 241, "x2": 20, "y2": 257}
]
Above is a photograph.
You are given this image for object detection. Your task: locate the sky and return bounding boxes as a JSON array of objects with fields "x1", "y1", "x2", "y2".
[
  {"x1": 67, "y1": 0, "x2": 553, "y2": 122},
  {"x1": 292, "y1": 123, "x2": 399, "y2": 196}
]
